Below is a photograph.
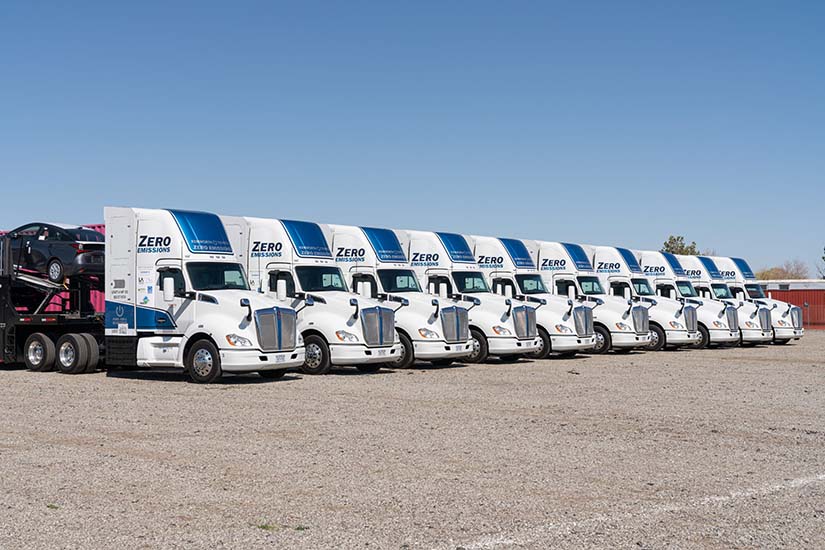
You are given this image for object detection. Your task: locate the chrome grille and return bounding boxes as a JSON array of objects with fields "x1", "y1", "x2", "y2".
[
  {"x1": 790, "y1": 306, "x2": 803, "y2": 330},
  {"x1": 631, "y1": 306, "x2": 649, "y2": 335},
  {"x1": 441, "y1": 306, "x2": 470, "y2": 343},
  {"x1": 726, "y1": 306, "x2": 739, "y2": 332},
  {"x1": 758, "y1": 308, "x2": 771, "y2": 332},
  {"x1": 573, "y1": 306, "x2": 594, "y2": 337},
  {"x1": 512, "y1": 305, "x2": 537, "y2": 339},
  {"x1": 254, "y1": 307, "x2": 297, "y2": 351},
  {"x1": 360, "y1": 307, "x2": 395, "y2": 347},
  {"x1": 683, "y1": 306, "x2": 698, "y2": 333}
]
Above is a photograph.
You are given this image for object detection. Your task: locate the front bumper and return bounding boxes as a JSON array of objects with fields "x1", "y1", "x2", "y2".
[
  {"x1": 329, "y1": 343, "x2": 403, "y2": 365},
  {"x1": 487, "y1": 336, "x2": 542, "y2": 356},
  {"x1": 550, "y1": 334, "x2": 597, "y2": 352},
  {"x1": 665, "y1": 329, "x2": 702, "y2": 347},
  {"x1": 708, "y1": 328, "x2": 740, "y2": 344},
  {"x1": 611, "y1": 331, "x2": 651, "y2": 349},
  {"x1": 219, "y1": 347, "x2": 306, "y2": 373},
  {"x1": 414, "y1": 339, "x2": 473, "y2": 360},
  {"x1": 740, "y1": 327, "x2": 773, "y2": 343},
  {"x1": 773, "y1": 326, "x2": 804, "y2": 340}
]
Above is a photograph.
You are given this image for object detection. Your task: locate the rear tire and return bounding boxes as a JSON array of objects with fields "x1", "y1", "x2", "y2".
[
  {"x1": 80, "y1": 333, "x2": 100, "y2": 372},
  {"x1": 465, "y1": 329, "x2": 489, "y2": 363},
  {"x1": 526, "y1": 328, "x2": 551, "y2": 360},
  {"x1": 259, "y1": 369, "x2": 286, "y2": 379},
  {"x1": 185, "y1": 339, "x2": 222, "y2": 383},
  {"x1": 55, "y1": 333, "x2": 89, "y2": 374},
  {"x1": 648, "y1": 325, "x2": 666, "y2": 351},
  {"x1": 301, "y1": 335, "x2": 332, "y2": 375},
  {"x1": 24, "y1": 333, "x2": 55, "y2": 372},
  {"x1": 590, "y1": 325, "x2": 611, "y2": 354},
  {"x1": 47, "y1": 259, "x2": 65, "y2": 283}
]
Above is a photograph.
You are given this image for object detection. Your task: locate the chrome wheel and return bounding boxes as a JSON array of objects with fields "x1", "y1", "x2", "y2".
[
  {"x1": 27, "y1": 341, "x2": 44, "y2": 367},
  {"x1": 469, "y1": 336, "x2": 481, "y2": 360},
  {"x1": 48, "y1": 262, "x2": 62, "y2": 281},
  {"x1": 192, "y1": 348, "x2": 214, "y2": 377},
  {"x1": 648, "y1": 329, "x2": 660, "y2": 349},
  {"x1": 305, "y1": 343, "x2": 323, "y2": 369},
  {"x1": 59, "y1": 341, "x2": 76, "y2": 367},
  {"x1": 393, "y1": 341, "x2": 407, "y2": 365},
  {"x1": 594, "y1": 331, "x2": 605, "y2": 350}
]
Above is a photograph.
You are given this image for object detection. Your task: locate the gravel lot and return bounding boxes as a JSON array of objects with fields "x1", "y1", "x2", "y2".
[{"x1": 1, "y1": 332, "x2": 823, "y2": 549}]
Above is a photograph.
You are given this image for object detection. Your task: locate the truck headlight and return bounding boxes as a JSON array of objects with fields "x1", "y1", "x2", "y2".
[
  {"x1": 225, "y1": 334, "x2": 253, "y2": 347},
  {"x1": 668, "y1": 321, "x2": 684, "y2": 330},
  {"x1": 554, "y1": 324, "x2": 573, "y2": 334},
  {"x1": 492, "y1": 325, "x2": 512, "y2": 336},
  {"x1": 776, "y1": 319, "x2": 789, "y2": 327},
  {"x1": 418, "y1": 328, "x2": 440, "y2": 339},
  {"x1": 615, "y1": 322, "x2": 632, "y2": 331},
  {"x1": 712, "y1": 321, "x2": 726, "y2": 328},
  {"x1": 744, "y1": 321, "x2": 757, "y2": 328},
  {"x1": 335, "y1": 330, "x2": 359, "y2": 343}
]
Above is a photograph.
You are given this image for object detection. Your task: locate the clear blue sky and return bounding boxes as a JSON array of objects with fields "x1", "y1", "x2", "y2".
[{"x1": 2, "y1": 1, "x2": 823, "y2": 273}]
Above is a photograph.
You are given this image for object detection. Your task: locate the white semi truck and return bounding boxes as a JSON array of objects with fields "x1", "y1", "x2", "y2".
[
  {"x1": 676, "y1": 255, "x2": 773, "y2": 345},
  {"x1": 709, "y1": 256, "x2": 804, "y2": 344},
  {"x1": 466, "y1": 235, "x2": 596, "y2": 358},
  {"x1": 0, "y1": 207, "x2": 306, "y2": 383},
  {"x1": 635, "y1": 250, "x2": 739, "y2": 348},
  {"x1": 524, "y1": 240, "x2": 652, "y2": 354},
  {"x1": 395, "y1": 230, "x2": 541, "y2": 362},
  {"x1": 222, "y1": 217, "x2": 402, "y2": 374},
  {"x1": 328, "y1": 224, "x2": 473, "y2": 367},
  {"x1": 586, "y1": 245, "x2": 701, "y2": 350}
]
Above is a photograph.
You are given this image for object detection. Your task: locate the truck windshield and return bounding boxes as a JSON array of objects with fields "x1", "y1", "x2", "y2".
[
  {"x1": 377, "y1": 269, "x2": 421, "y2": 293},
  {"x1": 711, "y1": 283, "x2": 734, "y2": 299},
  {"x1": 745, "y1": 284, "x2": 766, "y2": 299},
  {"x1": 631, "y1": 278, "x2": 655, "y2": 296},
  {"x1": 452, "y1": 271, "x2": 490, "y2": 293},
  {"x1": 186, "y1": 262, "x2": 249, "y2": 291},
  {"x1": 676, "y1": 281, "x2": 699, "y2": 297},
  {"x1": 577, "y1": 276, "x2": 604, "y2": 295},
  {"x1": 515, "y1": 274, "x2": 546, "y2": 295},
  {"x1": 295, "y1": 266, "x2": 348, "y2": 292}
]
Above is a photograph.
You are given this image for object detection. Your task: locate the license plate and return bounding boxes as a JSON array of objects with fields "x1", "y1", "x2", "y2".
[
  {"x1": 377, "y1": 349, "x2": 387, "y2": 356},
  {"x1": 274, "y1": 355, "x2": 285, "y2": 363}
]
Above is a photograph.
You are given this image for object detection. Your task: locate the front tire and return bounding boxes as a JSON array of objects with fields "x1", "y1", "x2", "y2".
[
  {"x1": 185, "y1": 340, "x2": 222, "y2": 383},
  {"x1": 465, "y1": 328, "x2": 489, "y2": 363},
  {"x1": 388, "y1": 332, "x2": 415, "y2": 369},
  {"x1": 47, "y1": 259, "x2": 65, "y2": 283},
  {"x1": 694, "y1": 325, "x2": 710, "y2": 349},
  {"x1": 55, "y1": 333, "x2": 89, "y2": 374},
  {"x1": 648, "y1": 325, "x2": 666, "y2": 351},
  {"x1": 301, "y1": 335, "x2": 332, "y2": 375},
  {"x1": 590, "y1": 325, "x2": 611, "y2": 354},
  {"x1": 24, "y1": 333, "x2": 55, "y2": 372},
  {"x1": 526, "y1": 328, "x2": 551, "y2": 360}
]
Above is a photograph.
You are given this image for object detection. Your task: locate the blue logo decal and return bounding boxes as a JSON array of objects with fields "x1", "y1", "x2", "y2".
[
  {"x1": 361, "y1": 227, "x2": 407, "y2": 263},
  {"x1": 499, "y1": 238, "x2": 535, "y2": 269},
  {"x1": 167, "y1": 210, "x2": 233, "y2": 254},
  {"x1": 561, "y1": 243, "x2": 593, "y2": 271},
  {"x1": 617, "y1": 248, "x2": 642, "y2": 274},
  {"x1": 436, "y1": 232, "x2": 475, "y2": 264},
  {"x1": 732, "y1": 257, "x2": 755, "y2": 280},
  {"x1": 281, "y1": 220, "x2": 332, "y2": 258},
  {"x1": 698, "y1": 256, "x2": 722, "y2": 279},
  {"x1": 662, "y1": 253, "x2": 686, "y2": 277}
]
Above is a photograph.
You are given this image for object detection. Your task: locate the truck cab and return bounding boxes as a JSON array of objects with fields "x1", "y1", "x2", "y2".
[
  {"x1": 222, "y1": 216, "x2": 402, "y2": 375},
  {"x1": 587, "y1": 245, "x2": 700, "y2": 350},
  {"x1": 710, "y1": 256, "x2": 804, "y2": 344},
  {"x1": 635, "y1": 250, "x2": 739, "y2": 348},
  {"x1": 396, "y1": 230, "x2": 541, "y2": 363},
  {"x1": 525, "y1": 240, "x2": 651, "y2": 354},
  {"x1": 676, "y1": 255, "x2": 772, "y2": 345},
  {"x1": 104, "y1": 208, "x2": 305, "y2": 383},
  {"x1": 328, "y1": 224, "x2": 473, "y2": 367},
  {"x1": 466, "y1": 235, "x2": 596, "y2": 358}
]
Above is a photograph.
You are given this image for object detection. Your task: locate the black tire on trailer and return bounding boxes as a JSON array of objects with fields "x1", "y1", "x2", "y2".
[
  {"x1": 80, "y1": 333, "x2": 100, "y2": 372},
  {"x1": 465, "y1": 328, "x2": 489, "y2": 363},
  {"x1": 185, "y1": 339, "x2": 223, "y2": 383},
  {"x1": 648, "y1": 324, "x2": 666, "y2": 351},
  {"x1": 695, "y1": 325, "x2": 710, "y2": 349},
  {"x1": 47, "y1": 259, "x2": 65, "y2": 283},
  {"x1": 301, "y1": 334, "x2": 332, "y2": 375},
  {"x1": 23, "y1": 333, "x2": 56, "y2": 372},
  {"x1": 55, "y1": 333, "x2": 90, "y2": 374},
  {"x1": 258, "y1": 369, "x2": 286, "y2": 379},
  {"x1": 356, "y1": 363, "x2": 382, "y2": 373},
  {"x1": 526, "y1": 328, "x2": 551, "y2": 360},
  {"x1": 590, "y1": 325, "x2": 611, "y2": 354}
]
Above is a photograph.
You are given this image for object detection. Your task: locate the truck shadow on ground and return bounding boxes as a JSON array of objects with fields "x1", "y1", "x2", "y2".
[{"x1": 105, "y1": 368, "x2": 302, "y2": 384}]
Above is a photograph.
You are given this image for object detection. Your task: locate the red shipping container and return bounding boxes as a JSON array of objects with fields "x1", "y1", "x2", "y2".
[{"x1": 764, "y1": 289, "x2": 825, "y2": 329}]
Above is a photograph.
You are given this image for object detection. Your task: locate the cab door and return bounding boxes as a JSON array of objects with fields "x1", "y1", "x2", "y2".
[{"x1": 152, "y1": 260, "x2": 197, "y2": 334}]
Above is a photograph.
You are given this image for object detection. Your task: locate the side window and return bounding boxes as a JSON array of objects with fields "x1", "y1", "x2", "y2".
[
  {"x1": 158, "y1": 269, "x2": 186, "y2": 296},
  {"x1": 428, "y1": 276, "x2": 452, "y2": 295},
  {"x1": 14, "y1": 224, "x2": 41, "y2": 238},
  {"x1": 269, "y1": 271, "x2": 296, "y2": 296},
  {"x1": 610, "y1": 283, "x2": 623, "y2": 297},
  {"x1": 657, "y1": 285, "x2": 672, "y2": 298},
  {"x1": 352, "y1": 274, "x2": 377, "y2": 298},
  {"x1": 556, "y1": 280, "x2": 572, "y2": 296},
  {"x1": 492, "y1": 278, "x2": 516, "y2": 297}
]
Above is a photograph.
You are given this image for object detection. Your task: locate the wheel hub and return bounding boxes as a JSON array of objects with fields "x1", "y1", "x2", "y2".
[
  {"x1": 59, "y1": 342, "x2": 75, "y2": 366},
  {"x1": 594, "y1": 332, "x2": 605, "y2": 351},
  {"x1": 49, "y1": 263, "x2": 61, "y2": 280},
  {"x1": 192, "y1": 348, "x2": 213, "y2": 377},
  {"x1": 649, "y1": 330, "x2": 660, "y2": 348},
  {"x1": 470, "y1": 337, "x2": 481, "y2": 359},
  {"x1": 393, "y1": 341, "x2": 407, "y2": 365},
  {"x1": 28, "y1": 341, "x2": 44, "y2": 366},
  {"x1": 305, "y1": 343, "x2": 322, "y2": 368}
]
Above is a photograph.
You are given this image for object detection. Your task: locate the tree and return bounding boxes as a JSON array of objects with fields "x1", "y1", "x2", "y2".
[
  {"x1": 661, "y1": 235, "x2": 699, "y2": 255},
  {"x1": 818, "y1": 247, "x2": 825, "y2": 278},
  {"x1": 755, "y1": 259, "x2": 810, "y2": 280}
]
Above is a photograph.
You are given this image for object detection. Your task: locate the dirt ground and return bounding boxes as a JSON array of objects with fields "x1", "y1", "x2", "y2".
[{"x1": 1, "y1": 332, "x2": 823, "y2": 549}]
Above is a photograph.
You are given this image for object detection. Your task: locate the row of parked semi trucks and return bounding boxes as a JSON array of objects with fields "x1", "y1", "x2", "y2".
[{"x1": 0, "y1": 207, "x2": 804, "y2": 383}]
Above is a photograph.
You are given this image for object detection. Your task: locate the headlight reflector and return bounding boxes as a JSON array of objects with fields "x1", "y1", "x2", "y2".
[
  {"x1": 668, "y1": 321, "x2": 684, "y2": 330},
  {"x1": 418, "y1": 328, "x2": 440, "y2": 339},
  {"x1": 225, "y1": 334, "x2": 253, "y2": 347},
  {"x1": 615, "y1": 322, "x2": 632, "y2": 331},
  {"x1": 492, "y1": 325, "x2": 513, "y2": 336},
  {"x1": 554, "y1": 324, "x2": 573, "y2": 334},
  {"x1": 335, "y1": 330, "x2": 359, "y2": 343}
]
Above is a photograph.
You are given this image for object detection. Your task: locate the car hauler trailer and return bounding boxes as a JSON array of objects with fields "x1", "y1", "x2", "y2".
[
  {"x1": 676, "y1": 255, "x2": 772, "y2": 345},
  {"x1": 709, "y1": 256, "x2": 803, "y2": 344},
  {"x1": 635, "y1": 250, "x2": 739, "y2": 348},
  {"x1": 466, "y1": 235, "x2": 596, "y2": 358},
  {"x1": 395, "y1": 230, "x2": 541, "y2": 363},
  {"x1": 221, "y1": 217, "x2": 402, "y2": 375},
  {"x1": 586, "y1": 245, "x2": 701, "y2": 351},
  {"x1": 1, "y1": 208, "x2": 305, "y2": 383},
  {"x1": 524, "y1": 240, "x2": 651, "y2": 354},
  {"x1": 328, "y1": 224, "x2": 472, "y2": 367}
]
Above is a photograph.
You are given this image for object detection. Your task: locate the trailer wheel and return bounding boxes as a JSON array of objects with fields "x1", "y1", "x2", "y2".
[
  {"x1": 24, "y1": 333, "x2": 56, "y2": 372},
  {"x1": 55, "y1": 334, "x2": 89, "y2": 374},
  {"x1": 465, "y1": 329, "x2": 489, "y2": 363},
  {"x1": 526, "y1": 328, "x2": 551, "y2": 360},
  {"x1": 185, "y1": 340, "x2": 223, "y2": 383},
  {"x1": 590, "y1": 325, "x2": 611, "y2": 354},
  {"x1": 258, "y1": 369, "x2": 286, "y2": 379},
  {"x1": 301, "y1": 335, "x2": 331, "y2": 375},
  {"x1": 648, "y1": 325, "x2": 666, "y2": 351},
  {"x1": 80, "y1": 333, "x2": 100, "y2": 372},
  {"x1": 47, "y1": 259, "x2": 65, "y2": 283}
]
